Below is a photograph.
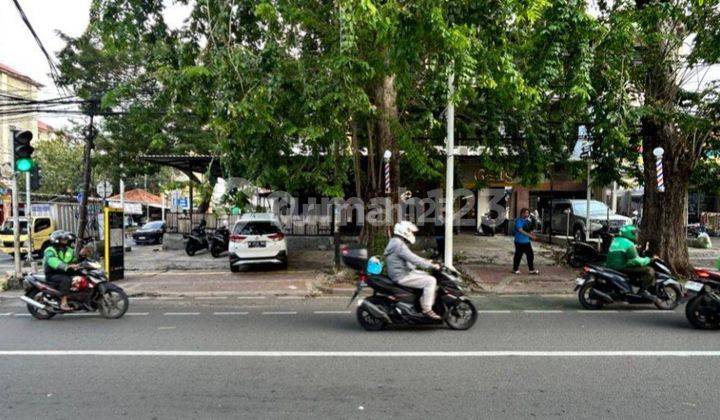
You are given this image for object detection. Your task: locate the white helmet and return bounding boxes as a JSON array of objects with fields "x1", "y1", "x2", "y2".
[{"x1": 393, "y1": 221, "x2": 419, "y2": 244}]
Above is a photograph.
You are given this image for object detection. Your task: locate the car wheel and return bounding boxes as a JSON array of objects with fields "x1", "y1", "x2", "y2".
[
  {"x1": 230, "y1": 263, "x2": 240, "y2": 273},
  {"x1": 573, "y1": 227, "x2": 585, "y2": 242}
]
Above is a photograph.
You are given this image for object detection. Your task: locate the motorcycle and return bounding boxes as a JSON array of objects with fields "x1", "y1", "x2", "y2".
[
  {"x1": 209, "y1": 226, "x2": 229, "y2": 258},
  {"x1": 20, "y1": 260, "x2": 129, "y2": 320},
  {"x1": 684, "y1": 268, "x2": 720, "y2": 330},
  {"x1": 563, "y1": 226, "x2": 614, "y2": 268},
  {"x1": 341, "y1": 246, "x2": 478, "y2": 331},
  {"x1": 185, "y1": 224, "x2": 209, "y2": 256},
  {"x1": 574, "y1": 257, "x2": 683, "y2": 310}
]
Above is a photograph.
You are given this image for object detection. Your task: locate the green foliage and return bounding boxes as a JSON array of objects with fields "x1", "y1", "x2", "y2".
[{"x1": 33, "y1": 136, "x2": 84, "y2": 195}]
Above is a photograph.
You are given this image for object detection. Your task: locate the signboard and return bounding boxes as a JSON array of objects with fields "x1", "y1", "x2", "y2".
[
  {"x1": 96, "y1": 181, "x2": 113, "y2": 198},
  {"x1": 173, "y1": 197, "x2": 189, "y2": 210},
  {"x1": 103, "y1": 207, "x2": 124, "y2": 280},
  {"x1": 108, "y1": 201, "x2": 143, "y2": 215}
]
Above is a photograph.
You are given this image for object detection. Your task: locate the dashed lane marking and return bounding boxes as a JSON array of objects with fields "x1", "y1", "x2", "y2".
[
  {"x1": 126, "y1": 312, "x2": 150, "y2": 316},
  {"x1": 194, "y1": 297, "x2": 228, "y2": 300},
  {"x1": 262, "y1": 311, "x2": 298, "y2": 315},
  {"x1": 277, "y1": 296, "x2": 305, "y2": 300},
  {"x1": 163, "y1": 312, "x2": 200, "y2": 316},
  {"x1": 0, "y1": 313, "x2": 12, "y2": 316},
  {"x1": 237, "y1": 296, "x2": 267, "y2": 300},
  {"x1": 523, "y1": 310, "x2": 564, "y2": 314},
  {"x1": 313, "y1": 311, "x2": 352, "y2": 314},
  {"x1": 213, "y1": 312, "x2": 249, "y2": 316},
  {"x1": 477, "y1": 310, "x2": 513, "y2": 314}
]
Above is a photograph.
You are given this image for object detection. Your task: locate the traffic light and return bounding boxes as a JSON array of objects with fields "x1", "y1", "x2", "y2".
[{"x1": 12, "y1": 130, "x2": 34, "y2": 172}]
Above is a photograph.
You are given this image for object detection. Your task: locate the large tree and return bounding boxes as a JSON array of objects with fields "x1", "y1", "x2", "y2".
[{"x1": 590, "y1": 0, "x2": 720, "y2": 275}]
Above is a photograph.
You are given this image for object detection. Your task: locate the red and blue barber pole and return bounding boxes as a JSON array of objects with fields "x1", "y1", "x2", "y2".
[
  {"x1": 653, "y1": 147, "x2": 665, "y2": 192},
  {"x1": 383, "y1": 150, "x2": 392, "y2": 194}
]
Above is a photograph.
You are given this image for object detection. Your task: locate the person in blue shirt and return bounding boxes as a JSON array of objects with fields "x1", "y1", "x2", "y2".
[{"x1": 513, "y1": 208, "x2": 539, "y2": 275}]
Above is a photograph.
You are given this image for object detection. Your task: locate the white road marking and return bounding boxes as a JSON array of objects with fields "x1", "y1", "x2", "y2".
[
  {"x1": 262, "y1": 311, "x2": 298, "y2": 315},
  {"x1": 163, "y1": 312, "x2": 200, "y2": 316},
  {"x1": 523, "y1": 310, "x2": 564, "y2": 314},
  {"x1": 64, "y1": 313, "x2": 98, "y2": 317},
  {"x1": 631, "y1": 310, "x2": 677, "y2": 314},
  {"x1": 13, "y1": 313, "x2": 31, "y2": 317},
  {"x1": 277, "y1": 296, "x2": 304, "y2": 300},
  {"x1": 125, "y1": 312, "x2": 150, "y2": 316},
  {"x1": 237, "y1": 296, "x2": 266, "y2": 300},
  {"x1": 213, "y1": 312, "x2": 249, "y2": 316},
  {"x1": 577, "y1": 310, "x2": 619, "y2": 313},
  {"x1": 194, "y1": 297, "x2": 228, "y2": 300},
  {"x1": 477, "y1": 310, "x2": 512, "y2": 314},
  {"x1": 2, "y1": 350, "x2": 720, "y2": 357},
  {"x1": 313, "y1": 311, "x2": 352, "y2": 314},
  {"x1": 129, "y1": 297, "x2": 150, "y2": 300},
  {"x1": 0, "y1": 313, "x2": 12, "y2": 316},
  {"x1": 157, "y1": 297, "x2": 184, "y2": 301}
]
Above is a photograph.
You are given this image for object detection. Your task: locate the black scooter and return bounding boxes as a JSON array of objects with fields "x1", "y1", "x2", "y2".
[
  {"x1": 564, "y1": 226, "x2": 614, "y2": 268},
  {"x1": 185, "y1": 223, "x2": 209, "y2": 256},
  {"x1": 341, "y1": 246, "x2": 478, "y2": 331},
  {"x1": 209, "y1": 226, "x2": 229, "y2": 258},
  {"x1": 684, "y1": 273, "x2": 720, "y2": 330},
  {"x1": 574, "y1": 257, "x2": 683, "y2": 310}
]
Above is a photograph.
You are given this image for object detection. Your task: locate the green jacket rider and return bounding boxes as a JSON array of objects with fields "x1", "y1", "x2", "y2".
[
  {"x1": 605, "y1": 225, "x2": 656, "y2": 298},
  {"x1": 42, "y1": 230, "x2": 79, "y2": 311}
]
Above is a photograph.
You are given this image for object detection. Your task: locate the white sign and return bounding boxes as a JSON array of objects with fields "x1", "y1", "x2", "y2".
[
  {"x1": 108, "y1": 201, "x2": 142, "y2": 215},
  {"x1": 96, "y1": 181, "x2": 113, "y2": 198}
]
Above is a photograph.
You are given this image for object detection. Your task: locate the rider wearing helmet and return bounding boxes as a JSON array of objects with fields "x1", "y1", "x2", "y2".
[
  {"x1": 43, "y1": 230, "x2": 79, "y2": 311},
  {"x1": 605, "y1": 225, "x2": 657, "y2": 301},
  {"x1": 384, "y1": 221, "x2": 442, "y2": 320}
]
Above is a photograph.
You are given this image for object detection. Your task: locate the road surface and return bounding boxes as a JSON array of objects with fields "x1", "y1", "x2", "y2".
[{"x1": 1, "y1": 296, "x2": 719, "y2": 419}]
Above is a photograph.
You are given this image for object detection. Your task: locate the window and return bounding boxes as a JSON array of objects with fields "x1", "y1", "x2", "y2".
[
  {"x1": 34, "y1": 218, "x2": 51, "y2": 232},
  {"x1": 234, "y1": 221, "x2": 282, "y2": 235}
]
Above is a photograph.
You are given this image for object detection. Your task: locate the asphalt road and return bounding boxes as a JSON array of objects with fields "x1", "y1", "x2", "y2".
[{"x1": 1, "y1": 297, "x2": 719, "y2": 419}]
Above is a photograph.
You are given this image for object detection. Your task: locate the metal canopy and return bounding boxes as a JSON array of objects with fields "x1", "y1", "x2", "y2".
[{"x1": 139, "y1": 155, "x2": 223, "y2": 180}]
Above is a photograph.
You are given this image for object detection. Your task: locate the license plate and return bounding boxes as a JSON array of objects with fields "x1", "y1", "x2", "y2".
[
  {"x1": 248, "y1": 241, "x2": 266, "y2": 248},
  {"x1": 686, "y1": 281, "x2": 704, "y2": 292},
  {"x1": 575, "y1": 277, "x2": 586, "y2": 286}
]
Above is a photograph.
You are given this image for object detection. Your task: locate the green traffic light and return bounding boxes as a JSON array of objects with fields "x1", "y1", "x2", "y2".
[{"x1": 16, "y1": 158, "x2": 33, "y2": 172}]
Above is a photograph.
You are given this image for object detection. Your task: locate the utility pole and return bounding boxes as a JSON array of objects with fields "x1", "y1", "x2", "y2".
[
  {"x1": 444, "y1": 71, "x2": 455, "y2": 267},
  {"x1": 77, "y1": 111, "x2": 97, "y2": 241}
]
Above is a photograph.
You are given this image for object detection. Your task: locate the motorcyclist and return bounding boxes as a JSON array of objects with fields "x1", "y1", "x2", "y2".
[
  {"x1": 605, "y1": 225, "x2": 657, "y2": 302},
  {"x1": 384, "y1": 221, "x2": 442, "y2": 320},
  {"x1": 43, "y1": 230, "x2": 79, "y2": 311}
]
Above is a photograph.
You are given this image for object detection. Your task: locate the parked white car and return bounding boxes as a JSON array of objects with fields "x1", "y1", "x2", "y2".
[{"x1": 228, "y1": 213, "x2": 288, "y2": 272}]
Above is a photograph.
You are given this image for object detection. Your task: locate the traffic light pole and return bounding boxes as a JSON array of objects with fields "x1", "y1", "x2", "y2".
[
  {"x1": 26, "y1": 170, "x2": 36, "y2": 272},
  {"x1": 9, "y1": 132, "x2": 21, "y2": 280}
]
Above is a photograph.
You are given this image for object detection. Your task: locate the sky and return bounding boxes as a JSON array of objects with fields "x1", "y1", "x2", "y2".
[{"x1": 0, "y1": 0, "x2": 193, "y2": 129}]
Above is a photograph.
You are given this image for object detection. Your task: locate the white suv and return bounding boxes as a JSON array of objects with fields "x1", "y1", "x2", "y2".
[{"x1": 228, "y1": 213, "x2": 288, "y2": 272}]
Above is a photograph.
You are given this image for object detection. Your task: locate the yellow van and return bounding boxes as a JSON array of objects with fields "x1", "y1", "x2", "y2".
[{"x1": 0, "y1": 216, "x2": 56, "y2": 256}]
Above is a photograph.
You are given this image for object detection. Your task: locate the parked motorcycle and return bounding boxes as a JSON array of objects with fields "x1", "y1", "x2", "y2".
[
  {"x1": 209, "y1": 225, "x2": 230, "y2": 258},
  {"x1": 185, "y1": 223, "x2": 209, "y2": 256},
  {"x1": 563, "y1": 226, "x2": 614, "y2": 268},
  {"x1": 574, "y1": 257, "x2": 683, "y2": 310},
  {"x1": 341, "y1": 246, "x2": 478, "y2": 331},
  {"x1": 684, "y1": 268, "x2": 720, "y2": 329},
  {"x1": 20, "y1": 260, "x2": 129, "y2": 320}
]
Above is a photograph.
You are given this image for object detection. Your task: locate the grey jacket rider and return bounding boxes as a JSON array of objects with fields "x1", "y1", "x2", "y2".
[{"x1": 383, "y1": 237, "x2": 434, "y2": 282}]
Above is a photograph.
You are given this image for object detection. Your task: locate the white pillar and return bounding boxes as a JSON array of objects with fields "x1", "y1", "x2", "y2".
[
  {"x1": 444, "y1": 71, "x2": 455, "y2": 267},
  {"x1": 586, "y1": 160, "x2": 591, "y2": 240},
  {"x1": 611, "y1": 181, "x2": 618, "y2": 213}
]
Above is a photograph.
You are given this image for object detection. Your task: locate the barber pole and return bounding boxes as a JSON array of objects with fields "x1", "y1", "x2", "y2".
[
  {"x1": 383, "y1": 150, "x2": 392, "y2": 194},
  {"x1": 653, "y1": 147, "x2": 665, "y2": 192}
]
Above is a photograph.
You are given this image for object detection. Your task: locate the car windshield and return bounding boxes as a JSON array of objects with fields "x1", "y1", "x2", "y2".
[
  {"x1": 572, "y1": 201, "x2": 612, "y2": 216},
  {"x1": 234, "y1": 221, "x2": 281, "y2": 235},
  {"x1": 142, "y1": 221, "x2": 164, "y2": 230},
  {"x1": 0, "y1": 220, "x2": 28, "y2": 234}
]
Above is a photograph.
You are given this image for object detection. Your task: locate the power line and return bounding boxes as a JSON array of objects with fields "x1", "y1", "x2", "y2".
[{"x1": 10, "y1": 0, "x2": 70, "y2": 96}]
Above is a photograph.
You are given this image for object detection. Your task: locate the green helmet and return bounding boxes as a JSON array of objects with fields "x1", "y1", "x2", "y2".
[{"x1": 619, "y1": 225, "x2": 638, "y2": 242}]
